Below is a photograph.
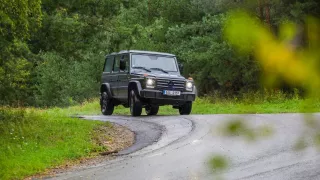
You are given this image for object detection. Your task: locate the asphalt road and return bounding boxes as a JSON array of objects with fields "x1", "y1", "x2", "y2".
[{"x1": 54, "y1": 114, "x2": 320, "y2": 180}]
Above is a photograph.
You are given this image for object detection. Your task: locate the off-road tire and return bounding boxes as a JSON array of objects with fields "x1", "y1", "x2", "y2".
[
  {"x1": 179, "y1": 102, "x2": 192, "y2": 115},
  {"x1": 130, "y1": 90, "x2": 142, "y2": 116},
  {"x1": 145, "y1": 105, "x2": 159, "y2": 116},
  {"x1": 101, "y1": 92, "x2": 114, "y2": 115}
]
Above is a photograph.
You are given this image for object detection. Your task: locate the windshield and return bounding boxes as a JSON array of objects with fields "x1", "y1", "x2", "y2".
[{"x1": 131, "y1": 54, "x2": 178, "y2": 72}]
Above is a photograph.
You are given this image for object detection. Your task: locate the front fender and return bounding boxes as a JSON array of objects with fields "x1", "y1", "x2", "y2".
[
  {"x1": 100, "y1": 83, "x2": 113, "y2": 97},
  {"x1": 128, "y1": 81, "x2": 143, "y2": 97},
  {"x1": 193, "y1": 86, "x2": 198, "y2": 97}
]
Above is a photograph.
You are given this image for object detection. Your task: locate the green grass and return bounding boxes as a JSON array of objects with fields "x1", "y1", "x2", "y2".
[
  {"x1": 61, "y1": 96, "x2": 320, "y2": 116},
  {"x1": 0, "y1": 107, "x2": 110, "y2": 180}
]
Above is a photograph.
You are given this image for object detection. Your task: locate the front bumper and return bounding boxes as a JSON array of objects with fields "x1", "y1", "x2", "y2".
[{"x1": 140, "y1": 89, "x2": 196, "y2": 102}]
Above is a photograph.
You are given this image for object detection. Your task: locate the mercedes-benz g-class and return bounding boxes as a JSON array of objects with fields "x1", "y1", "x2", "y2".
[{"x1": 100, "y1": 50, "x2": 196, "y2": 116}]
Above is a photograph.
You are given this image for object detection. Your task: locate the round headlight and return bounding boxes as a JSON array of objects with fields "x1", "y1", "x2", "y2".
[
  {"x1": 186, "y1": 81, "x2": 193, "y2": 89},
  {"x1": 146, "y1": 79, "x2": 154, "y2": 85}
]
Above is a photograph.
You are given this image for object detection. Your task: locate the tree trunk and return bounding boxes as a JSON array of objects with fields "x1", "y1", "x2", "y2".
[
  {"x1": 264, "y1": 0, "x2": 271, "y2": 29},
  {"x1": 258, "y1": 0, "x2": 264, "y2": 21}
]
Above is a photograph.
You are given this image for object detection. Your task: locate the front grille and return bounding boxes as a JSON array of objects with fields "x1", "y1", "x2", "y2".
[{"x1": 156, "y1": 78, "x2": 185, "y2": 91}]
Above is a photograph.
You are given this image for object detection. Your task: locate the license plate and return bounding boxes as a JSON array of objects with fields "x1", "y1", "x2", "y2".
[{"x1": 163, "y1": 90, "x2": 181, "y2": 96}]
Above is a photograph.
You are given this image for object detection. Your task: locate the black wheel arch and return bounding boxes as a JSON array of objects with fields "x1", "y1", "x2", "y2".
[
  {"x1": 100, "y1": 83, "x2": 112, "y2": 97},
  {"x1": 128, "y1": 81, "x2": 142, "y2": 99}
]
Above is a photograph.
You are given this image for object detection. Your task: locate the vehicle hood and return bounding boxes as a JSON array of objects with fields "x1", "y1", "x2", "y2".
[{"x1": 131, "y1": 70, "x2": 186, "y2": 80}]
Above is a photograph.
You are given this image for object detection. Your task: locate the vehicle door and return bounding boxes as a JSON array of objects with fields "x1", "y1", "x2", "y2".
[
  {"x1": 102, "y1": 55, "x2": 117, "y2": 97},
  {"x1": 117, "y1": 54, "x2": 130, "y2": 99},
  {"x1": 111, "y1": 55, "x2": 120, "y2": 98}
]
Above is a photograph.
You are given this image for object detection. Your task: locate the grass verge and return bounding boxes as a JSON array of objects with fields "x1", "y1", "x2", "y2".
[
  {"x1": 0, "y1": 107, "x2": 113, "y2": 180},
  {"x1": 59, "y1": 96, "x2": 320, "y2": 116}
]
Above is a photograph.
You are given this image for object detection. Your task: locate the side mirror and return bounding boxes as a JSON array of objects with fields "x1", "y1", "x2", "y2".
[
  {"x1": 178, "y1": 63, "x2": 184, "y2": 73},
  {"x1": 120, "y1": 59, "x2": 126, "y2": 71}
]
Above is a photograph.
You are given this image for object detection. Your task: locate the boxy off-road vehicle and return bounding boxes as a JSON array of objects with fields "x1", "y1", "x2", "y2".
[{"x1": 100, "y1": 50, "x2": 196, "y2": 116}]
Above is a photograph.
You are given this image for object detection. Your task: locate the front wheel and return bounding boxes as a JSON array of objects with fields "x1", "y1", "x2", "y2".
[
  {"x1": 179, "y1": 102, "x2": 192, "y2": 115},
  {"x1": 130, "y1": 90, "x2": 142, "y2": 116},
  {"x1": 101, "y1": 92, "x2": 114, "y2": 115},
  {"x1": 145, "y1": 105, "x2": 159, "y2": 116}
]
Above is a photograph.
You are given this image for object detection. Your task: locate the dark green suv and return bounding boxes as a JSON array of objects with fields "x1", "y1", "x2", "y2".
[{"x1": 100, "y1": 50, "x2": 196, "y2": 116}]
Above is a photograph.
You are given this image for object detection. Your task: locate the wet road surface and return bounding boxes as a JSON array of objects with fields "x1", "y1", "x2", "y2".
[{"x1": 54, "y1": 114, "x2": 320, "y2": 180}]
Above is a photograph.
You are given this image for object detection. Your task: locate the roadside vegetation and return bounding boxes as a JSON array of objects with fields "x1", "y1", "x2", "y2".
[
  {"x1": 63, "y1": 92, "x2": 320, "y2": 116},
  {"x1": 0, "y1": 107, "x2": 114, "y2": 180}
]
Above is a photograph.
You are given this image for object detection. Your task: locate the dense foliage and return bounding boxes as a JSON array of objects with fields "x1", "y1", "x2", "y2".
[
  {"x1": 0, "y1": 0, "x2": 42, "y2": 105},
  {"x1": 1, "y1": 0, "x2": 319, "y2": 106}
]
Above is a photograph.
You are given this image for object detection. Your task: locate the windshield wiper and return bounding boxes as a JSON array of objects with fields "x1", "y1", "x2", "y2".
[
  {"x1": 132, "y1": 66, "x2": 151, "y2": 72},
  {"x1": 150, "y1": 68, "x2": 168, "y2": 74}
]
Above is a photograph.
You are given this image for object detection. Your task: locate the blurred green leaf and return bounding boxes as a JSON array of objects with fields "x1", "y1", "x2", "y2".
[{"x1": 209, "y1": 155, "x2": 229, "y2": 173}]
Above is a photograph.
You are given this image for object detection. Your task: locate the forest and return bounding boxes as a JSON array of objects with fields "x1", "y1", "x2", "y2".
[{"x1": 1, "y1": 0, "x2": 319, "y2": 107}]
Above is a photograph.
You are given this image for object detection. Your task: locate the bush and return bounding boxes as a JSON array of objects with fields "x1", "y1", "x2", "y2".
[{"x1": 35, "y1": 52, "x2": 101, "y2": 107}]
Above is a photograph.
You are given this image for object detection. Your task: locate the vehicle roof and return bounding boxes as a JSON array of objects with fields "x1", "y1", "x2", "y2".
[{"x1": 107, "y1": 50, "x2": 176, "y2": 57}]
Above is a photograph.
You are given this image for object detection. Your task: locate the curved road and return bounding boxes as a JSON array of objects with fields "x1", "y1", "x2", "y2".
[{"x1": 55, "y1": 114, "x2": 320, "y2": 180}]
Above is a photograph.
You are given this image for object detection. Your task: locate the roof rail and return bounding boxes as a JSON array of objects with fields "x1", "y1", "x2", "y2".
[{"x1": 107, "y1": 50, "x2": 176, "y2": 56}]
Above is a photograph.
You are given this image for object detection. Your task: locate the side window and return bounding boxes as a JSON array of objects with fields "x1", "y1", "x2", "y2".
[
  {"x1": 113, "y1": 55, "x2": 120, "y2": 72},
  {"x1": 104, "y1": 56, "x2": 114, "y2": 73},
  {"x1": 120, "y1": 54, "x2": 129, "y2": 72}
]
